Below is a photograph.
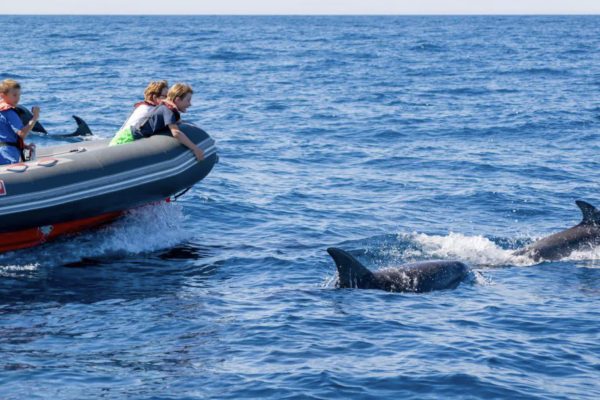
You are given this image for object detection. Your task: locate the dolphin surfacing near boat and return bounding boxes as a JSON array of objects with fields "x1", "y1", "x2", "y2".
[
  {"x1": 14, "y1": 105, "x2": 93, "y2": 137},
  {"x1": 513, "y1": 200, "x2": 600, "y2": 262},
  {"x1": 14, "y1": 105, "x2": 47, "y2": 133},
  {"x1": 327, "y1": 247, "x2": 469, "y2": 293}
]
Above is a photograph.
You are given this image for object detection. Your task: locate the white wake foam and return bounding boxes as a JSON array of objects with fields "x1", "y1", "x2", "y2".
[
  {"x1": 65, "y1": 203, "x2": 191, "y2": 257},
  {"x1": 0, "y1": 202, "x2": 192, "y2": 267},
  {"x1": 406, "y1": 232, "x2": 534, "y2": 267},
  {"x1": 0, "y1": 263, "x2": 40, "y2": 278},
  {"x1": 90, "y1": 202, "x2": 191, "y2": 255},
  {"x1": 563, "y1": 248, "x2": 600, "y2": 268},
  {"x1": 405, "y1": 232, "x2": 600, "y2": 267}
]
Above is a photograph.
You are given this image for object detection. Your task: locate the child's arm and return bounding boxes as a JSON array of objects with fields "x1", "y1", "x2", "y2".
[
  {"x1": 168, "y1": 124, "x2": 204, "y2": 161},
  {"x1": 12, "y1": 106, "x2": 39, "y2": 139}
]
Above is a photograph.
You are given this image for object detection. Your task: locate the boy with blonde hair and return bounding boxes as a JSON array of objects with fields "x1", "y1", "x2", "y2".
[
  {"x1": 119, "y1": 80, "x2": 168, "y2": 131},
  {"x1": 110, "y1": 83, "x2": 204, "y2": 161},
  {"x1": 0, "y1": 79, "x2": 39, "y2": 165}
]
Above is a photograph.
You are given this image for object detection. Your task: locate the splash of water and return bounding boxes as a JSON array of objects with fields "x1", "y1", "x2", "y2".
[
  {"x1": 0, "y1": 202, "x2": 191, "y2": 267},
  {"x1": 407, "y1": 232, "x2": 531, "y2": 267},
  {"x1": 407, "y1": 232, "x2": 600, "y2": 267},
  {"x1": 90, "y1": 202, "x2": 191, "y2": 255},
  {"x1": 565, "y1": 248, "x2": 600, "y2": 268},
  {"x1": 0, "y1": 263, "x2": 40, "y2": 278}
]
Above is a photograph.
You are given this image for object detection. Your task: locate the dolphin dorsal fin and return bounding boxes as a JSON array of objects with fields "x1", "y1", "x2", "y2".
[
  {"x1": 327, "y1": 247, "x2": 373, "y2": 288},
  {"x1": 576, "y1": 200, "x2": 600, "y2": 225},
  {"x1": 71, "y1": 115, "x2": 93, "y2": 136}
]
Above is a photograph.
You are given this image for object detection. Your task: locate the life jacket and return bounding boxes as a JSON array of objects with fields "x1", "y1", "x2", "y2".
[
  {"x1": 0, "y1": 100, "x2": 26, "y2": 160},
  {"x1": 0, "y1": 99, "x2": 14, "y2": 112},
  {"x1": 161, "y1": 100, "x2": 181, "y2": 121},
  {"x1": 0, "y1": 135, "x2": 25, "y2": 159},
  {"x1": 133, "y1": 100, "x2": 156, "y2": 108}
]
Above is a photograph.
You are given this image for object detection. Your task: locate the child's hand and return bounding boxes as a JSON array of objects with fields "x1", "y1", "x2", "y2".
[
  {"x1": 31, "y1": 106, "x2": 40, "y2": 120},
  {"x1": 194, "y1": 148, "x2": 204, "y2": 161}
]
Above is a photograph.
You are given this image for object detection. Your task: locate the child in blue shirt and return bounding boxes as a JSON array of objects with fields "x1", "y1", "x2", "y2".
[{"x1": 0, "y1": 79, "x2": 39, "y2": 165}]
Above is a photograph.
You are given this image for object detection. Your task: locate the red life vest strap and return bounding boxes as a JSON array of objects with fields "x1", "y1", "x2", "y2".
[
  {"x1": 134, "y1": 100, "x2": 155, "y2": 108},
  {"x1": 0, "y1": 100, "x2": 15, "y2": 112}
]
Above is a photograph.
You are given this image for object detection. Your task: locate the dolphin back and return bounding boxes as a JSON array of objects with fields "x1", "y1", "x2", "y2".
[
  {"x1": 393, "y1": 261, "x2": 469, "y2": 292},
  {"x1": 327, "y1": 248, "x2": 469, "y2": 292},
  {"x1": 14, "y1": 105, "x2": 47, "y2": 134},
  {"x1": 513, "y1": 200, "x2": 600, "y2": 261},
  {"x1": 576, "y1": 200, "x2": 600, "y2": 226},
  {"x1": 327, "y1": 247, "x2": 375, "y2": 289},
  {"x1": 14, "y1": 106, "x2": 93, "y2": 137}
]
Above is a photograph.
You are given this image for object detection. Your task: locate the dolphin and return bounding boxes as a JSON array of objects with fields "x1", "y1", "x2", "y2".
[
  {"x1": 14, "y1": 105, "x2": 93, "y2": 137},
  {"x1": 14, "y1": 105, "x2": 47, "y2": 133},
  {"x1": 513, "y1": 200, "x2": 600, "y2": 261},
  {"x1": 327, "y1": 247, "x2": 469, "y2": 293}
]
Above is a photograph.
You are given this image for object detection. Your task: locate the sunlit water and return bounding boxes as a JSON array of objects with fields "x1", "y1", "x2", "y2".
[{"x1": 1, "y1": 16, "x2": 599, "y2": 399}]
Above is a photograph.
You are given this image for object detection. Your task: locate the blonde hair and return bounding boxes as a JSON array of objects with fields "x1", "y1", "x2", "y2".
[
  {"x1": 167, "y1": 83, "x2": 193, "y2": 102},
  {"x1": 143, "y1": 80, "x2": 168, "y2": 102},
  {"x1": 0, "y1": 79, "x2": 21, "y2": 94}
]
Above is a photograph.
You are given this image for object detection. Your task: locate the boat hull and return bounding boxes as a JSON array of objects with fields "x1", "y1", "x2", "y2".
[
  {"x1": 0, "y1": 123, "x2": 217, "y2": 252},
  {"x1": 0, "y1": 210, "x2": 123, "y2": 253}
]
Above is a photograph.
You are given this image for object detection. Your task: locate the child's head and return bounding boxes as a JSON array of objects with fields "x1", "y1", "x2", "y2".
[
  {"x1": 167, "y1": 83, "x2": 193, "y2": 112},
  {"x1": 144, "y1": 80, "x2": 168, "y2": 105},
  {"x1": 0, "y1": 79, "x2": 21, "y2": 106}
]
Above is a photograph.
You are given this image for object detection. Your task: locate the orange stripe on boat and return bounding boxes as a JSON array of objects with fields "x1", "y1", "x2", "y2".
[{"x1": 0, "y1": 211, "x2": 123, "y2": 253}]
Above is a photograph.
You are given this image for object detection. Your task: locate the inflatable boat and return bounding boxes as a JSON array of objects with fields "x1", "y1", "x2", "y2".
[{"x1": 0, "y1": 123, "x2": 217, "y2": 252}]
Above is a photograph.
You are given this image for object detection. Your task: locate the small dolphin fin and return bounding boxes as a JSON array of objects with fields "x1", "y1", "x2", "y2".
[
  {"x1": 50, "y1": 115, "x2": 93, "y2": 138},
  {"x1": 70, "y1": 115, "x2": 93, "y2": 136},
  {"x1": 327, "y1": 247, "x2": 374, "y2": 288},
  {"x1": 31, "y1": 121, "x2": 48, "y2": 134},
  {"x1": 576, "y1": 200, "x2": 600, "y2": 225},
  {"x1": 14, "y1": 105, "x2": 47, "y2": 134}
]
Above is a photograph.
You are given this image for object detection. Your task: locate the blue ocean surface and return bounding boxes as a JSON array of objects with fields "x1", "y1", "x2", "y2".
[{"x1": 1, "y1": 15, "x2": 599, "y2": 399}]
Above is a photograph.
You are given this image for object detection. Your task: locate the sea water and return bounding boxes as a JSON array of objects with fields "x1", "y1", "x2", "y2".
[{"x1": 0, "y1": 16, "x2": 599, "y2": 399}]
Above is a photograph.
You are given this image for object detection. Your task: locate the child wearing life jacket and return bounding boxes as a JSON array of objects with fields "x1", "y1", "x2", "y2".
[
  {"x1": 110, "y1": 83, "x2": 204, "y2": 161},
  {"x1": 119, "y1": 80, "x2": 168, "y2": 132},
  {"x1": 0, "y1": 79, "x2": 39, "y2": 165}
]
